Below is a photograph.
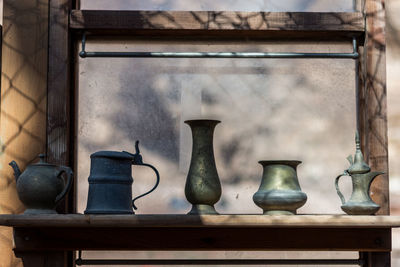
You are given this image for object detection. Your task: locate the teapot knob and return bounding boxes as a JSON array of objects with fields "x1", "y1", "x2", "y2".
[{"x1": 38, "y1": 154, "x2": 46, "y2": 163}]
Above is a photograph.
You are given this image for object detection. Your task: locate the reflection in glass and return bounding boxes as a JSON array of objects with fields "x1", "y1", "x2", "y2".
[
  {"x1": 81, "y1": 0, "x2": 355, "y2": 12},
  {"x1": 77, "y1": 41, "x2": 356, "y2": 216}
]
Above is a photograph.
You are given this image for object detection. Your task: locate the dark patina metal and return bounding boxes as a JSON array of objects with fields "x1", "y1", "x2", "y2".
[
  {"x1": 9, "y1": 154, "x2": 73, "y2": 214},
  {"x1": 253, "y1": 160, "x2": 307, "y2": 215},
  {"x1": 185, "y1": 119, "x2": 222, "y2": 215},
  {"x1": 84, "y1": 141, "x2": 160, "y2": 214},
  {"x1": 335, "y1": 132, "x2": 384, "y2": 215}
]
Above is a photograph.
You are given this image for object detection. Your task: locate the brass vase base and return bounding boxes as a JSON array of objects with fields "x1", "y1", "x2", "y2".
[
  {"x1": 188, "y1": 204, "x2": 219, "y2": 215},
  {"x1": 263, "y1": 210, "x2": 295, "y2": 215}
]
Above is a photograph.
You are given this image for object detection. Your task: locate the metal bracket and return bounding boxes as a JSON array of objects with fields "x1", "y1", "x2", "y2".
[
  {"x1": 76, "y1": 250, "x2": 365, "y2": 265},
  {"x1": 79, "y1": 33, "x2": 359, "y2": 59}
]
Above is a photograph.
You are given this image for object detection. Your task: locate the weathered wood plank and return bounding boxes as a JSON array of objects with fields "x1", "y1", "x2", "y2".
[
  {"x1": 12, "y1": 227, "x2": 391, "y2": 251},
  {"x1": 47, "y1": 0, "x2": 74, "y2": 266},
  {"x1": 367, "y1": 252, "x2": 391, "y2": 267},
  {"x1": 47, "y1": 0, "x2": 74, "y2": 214},
  {"x1": 0, "y1": 214, "x2": 400, "y2": 228},
  {"x1": 70, "y1": 10, "x2": 364, "y2": 39},
  {"x1": 14, "y1": 252, "x2": 66, "y2": 267},
  {"x1": 358, "y1": 0, "x2": 389, "y2": 215},
  {"x1": 0, "y1": 0, "x2": 49, "y2": 266}
]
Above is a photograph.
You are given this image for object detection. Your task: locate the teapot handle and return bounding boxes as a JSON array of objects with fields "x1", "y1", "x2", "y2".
[
  {"x1": 55, "y1": 166, "x2": 74, "y2": 205},
  {"x1": 335, "y1": 171, "x2": 348, "y2": 205}
]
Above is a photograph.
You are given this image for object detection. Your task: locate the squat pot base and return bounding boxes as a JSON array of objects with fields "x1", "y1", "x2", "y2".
[
  {"x1": 263, "y1": 210, "x2": 295, "y2": 215},
  {"x1": 188, "y1": 204, "x2": 219, "y2": 215}
]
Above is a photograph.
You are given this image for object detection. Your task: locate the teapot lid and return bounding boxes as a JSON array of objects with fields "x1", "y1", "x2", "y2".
[
  {"x1": 33, "y1": 154, "x2": 57, "y2": 167},
  {"x1": 347, "y1": 131, "x2": 370, "y2": 174}
]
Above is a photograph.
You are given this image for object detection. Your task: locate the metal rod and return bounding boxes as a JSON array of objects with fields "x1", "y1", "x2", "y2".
[
  {"x1": 80, "y1": 51, "x2": 359, "y2": 59},
  {"x1": 79, "y1": 33, "x2": 359, "y2": 59},
  {"x1": 75, "y1": 258, "x2": 364, "y2": 265},
  {"x1": 354, "y1": 37, "x2": 361, "y2": 133}
]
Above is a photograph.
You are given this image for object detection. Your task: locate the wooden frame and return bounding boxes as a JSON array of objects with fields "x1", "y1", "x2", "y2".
[
  {"x1": 0, "y1": 214, "x2": 394, "y2": 267},
  {"x1": 0, "y1": 0, "x2": 388, "y2": 266},
  {"x1": 69, "y1": 10, "x2": 365, "y2": 40}
]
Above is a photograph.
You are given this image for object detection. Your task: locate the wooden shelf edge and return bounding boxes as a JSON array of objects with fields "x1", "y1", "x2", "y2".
[{"x1": 1, "y1": 214, "x2": 399, "y2": 228}]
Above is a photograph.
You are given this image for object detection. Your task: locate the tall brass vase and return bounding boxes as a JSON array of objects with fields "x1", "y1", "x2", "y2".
[{"x1": 185, "y1": 119, "x2": 222, "y2": 215}]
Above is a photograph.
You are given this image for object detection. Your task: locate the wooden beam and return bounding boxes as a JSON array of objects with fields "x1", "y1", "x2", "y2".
[
  {"x1": 47, "y1": 0, "x2": 74, "y2": 213},
  {"x1": 358, "y1": 0, "x2": 388, "y2": 215},
  {"x1": 0, "y1": 0, "x2": 48, "y2": 265},
  {"x1": 70, "y1": 10, "x2": 364, "y2": 31},
  {"x1": 14, "y1": 252, "x2": 66, "y2": 267},
  {"x1": 13, "y1": 227, "x2": 391, "y2": 252},
  {"x1": 365, "y1": 252, "x2": 391, "y2": 267},
  {"x1": 47, "y1": 0, "x2": 74, "y2": 266},
  {"x1": 357, "y1": 0, "x2": 389, "y2": 265},
  {"x1": 70, "y1": 10, "x2": 364, "y2": 39}
]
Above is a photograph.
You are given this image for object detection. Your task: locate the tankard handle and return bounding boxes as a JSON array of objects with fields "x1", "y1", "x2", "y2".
[
  {"x1": 335, "y1": 171, "x2": 349, "y2": 205},
  {"x1": 55, "y1": 166, "x2": 74, "y2": 204},
  {"x1": 124, "y1": 141, "x2": 160, "y2": 210},
  {"x1": 131, "y1": 163, "x2": 160, "y2": 210}
]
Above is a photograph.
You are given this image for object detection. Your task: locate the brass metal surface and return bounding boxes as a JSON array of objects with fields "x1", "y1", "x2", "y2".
[
  {"x1": 184, "y1": 120, "x2": 222, "y2": 215},
  {"x1": 335, "y1": 132, "x2": 384, "y2": 215},
  {"x1": 253, "y1": 160, "x2": 307, "y2": 215}
]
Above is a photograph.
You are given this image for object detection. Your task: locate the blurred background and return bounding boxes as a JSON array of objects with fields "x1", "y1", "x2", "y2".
[{"x1": 1, "y1": 0, "x2": 400, "y2": 266}]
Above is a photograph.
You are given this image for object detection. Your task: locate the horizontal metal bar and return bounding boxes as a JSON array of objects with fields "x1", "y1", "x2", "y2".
[
  {"x1": 76, "y1": 258, "x2": 364, "y2": 265},
  {"x1": 79, "y1": 51, "x2": 359, "y2": 59},
  {"x1": 79, "y1": 34, "x2": 359, "y2": 59}
]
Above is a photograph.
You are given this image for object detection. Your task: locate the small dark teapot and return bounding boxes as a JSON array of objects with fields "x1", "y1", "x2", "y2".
[{"x1": 9, "y1": 154, "x2": 73, "y2": 214}]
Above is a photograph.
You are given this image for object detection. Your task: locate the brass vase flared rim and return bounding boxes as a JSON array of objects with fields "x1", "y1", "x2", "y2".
[
  {"x1": 258, "y1": 160, "x2": 302, "y2": 167},
  {"x1": 184, "y1": 119, "x2": 221, "y2": 126}
]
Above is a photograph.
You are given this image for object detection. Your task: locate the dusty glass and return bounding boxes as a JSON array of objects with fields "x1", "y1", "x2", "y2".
[
  {"x1": 80, "y1": 0, "x2": 356, "y2": 12},
  {"x1": 77, "y1": 41, "x2": 357, "y2": 215}
]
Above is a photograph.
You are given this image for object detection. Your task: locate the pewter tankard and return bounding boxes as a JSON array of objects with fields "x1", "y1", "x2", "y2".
[{"x1": 84, "y1": 141, "x2": 160, "y2": 214}]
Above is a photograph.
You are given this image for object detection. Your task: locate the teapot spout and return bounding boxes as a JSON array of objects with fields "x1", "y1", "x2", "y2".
[{"x1": 9, "y1": 161, "x2": 21, "y2": 182}]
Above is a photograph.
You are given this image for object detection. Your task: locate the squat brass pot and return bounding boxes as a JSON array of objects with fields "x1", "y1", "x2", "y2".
[{"x1": 253, "y1": 160, "x2": 307, "y2": 215}]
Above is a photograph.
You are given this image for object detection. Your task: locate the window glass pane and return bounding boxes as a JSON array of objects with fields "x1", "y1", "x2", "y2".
[
  {"x1": 80, "y1": 0, "x2": 355, "y2": 12},
  {"x1": 77, "y1": 41, "x2": 356, "y2": 215}
]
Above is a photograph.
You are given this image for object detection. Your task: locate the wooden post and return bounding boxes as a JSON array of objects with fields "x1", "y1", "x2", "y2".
[
  {"x1": 47, "y1": 0, "x2": 74, "y2": 214},
  {"x1": 358, "y1": 0, "x2": 389, "y2": 215},
  {"x1": 0, "y1": 0, "x2": 49, "y2": 266},
  {"x1": 358, "y1": 0, "x2": 390, "y2": 265},
  {"x1": 14, "y1": 252, "x2": 66, "y2": 267},
  {"x1": 47, "y1": 0, "x2": 74, "y2": 266}
]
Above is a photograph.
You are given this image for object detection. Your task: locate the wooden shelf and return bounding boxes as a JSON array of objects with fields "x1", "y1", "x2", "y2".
[
  {"x1": 0, "y1": 214, "x2": 393, "y2": 252},
  {"x1": 70, "y1": 10, "x2": 365, "y2": 40},
  {"x1": 0, "y1": 214, "x2": 400, "y2": 228}
]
